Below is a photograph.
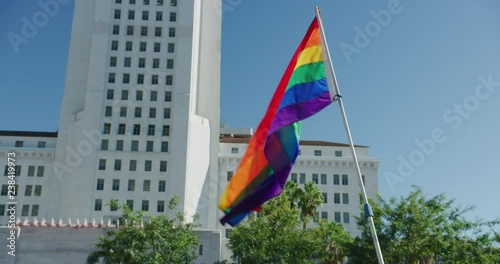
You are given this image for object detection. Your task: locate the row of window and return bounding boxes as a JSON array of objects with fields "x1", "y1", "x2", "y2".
[
  {"x1": 0, "y1": 204, "x2": 39, "y2": 217},
  {"x1": 114, "y1": 9, "x2": 176, "y2": 22},
  {"x1": 101, "y1": 139, "x2": 169, "y2": 153},
  {"x1": 104, "y1": 105, "x2": 172, "y2": 120},
  {"x1": 108, "y1": 73, "x2": 174, "y2": 86},
  {"x1": 97, "y1": 178, "x2": 166, "y2": 192},
  {"x1": 3, "y1": 165, "x2": 45, "y2": 177},
  {"x1": 290, "y1": 173, "x2": 360, "y2": 185},
  {"x1": 98, "y1": 159, "x2": 168, "y2": 172},
  {"x1": 102, "y1": 122, "x2": 171, "y2": 135},
  {"x1": 94, "y1": 199, "x2": 166, "y2": 212},
  {"x1": 1, "y1": 184, "x2": 42, "y2": 197},
  {"x1": 12, "y1": 141, "x2": 46, "y2": 148},
  {"x1": 110, "y1": 57, "x2": 174, "y2": 69},
  {"x1": 106, "y1": 90, "x2": 172, "y2": 102},
  {"x1": 115, "y1": 0, "x2": 175, "y2": 6},
  {"x1": 322, "y1": 192, "x2": 350, "y2": 205},
  {"x1": 319, "y1": 211, "x2": 351, "y2": 224},
  {"x1": 313, "y1": 150, "x2": 343, "y2": 157}
]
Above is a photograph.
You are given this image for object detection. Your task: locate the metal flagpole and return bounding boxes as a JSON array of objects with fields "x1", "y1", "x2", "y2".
[{"x1": 315, "y1": 6, "x2": 385, "y2": 264}]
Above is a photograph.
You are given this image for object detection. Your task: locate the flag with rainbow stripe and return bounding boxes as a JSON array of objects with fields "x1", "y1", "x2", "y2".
[{"x1": 219, "y1": 18, "x2": 333, "y2": 226}]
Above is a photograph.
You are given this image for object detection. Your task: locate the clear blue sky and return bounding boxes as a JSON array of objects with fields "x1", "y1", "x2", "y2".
[{"x1": 1, "y1": 0, "x2": 499, "y2": 222}]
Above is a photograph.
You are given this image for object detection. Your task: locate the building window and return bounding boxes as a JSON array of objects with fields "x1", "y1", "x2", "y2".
[
  {"x1": 116, "y1": 140, "x2": 124, "y2": 151},
  {"x1": 114, "y1": 9, "x2": 121, "y2": 19},
  {"x1": 112, "y1": 179, "x2": 120, "y2": 191},
  {"x1": 312, "y1": 174, "x2": 318, "y2": 184},
  {"x1": 342, "y1": 174, "x2": 348, "y2": 185},
  {"x1": 137, "y1": 74, "x2": 144, "y2": 84},
  {"x1": 116, "y1": 0, "x2": 122, "y2": 3},
  {"x1": 98, "y1": 159, "x2": 106, "y2": 170},
  {"x1": 27, "y1": 166, "x2": 35, "y2": 176},
  {"x1": 107, "y1": 89, "x2": 114, "y2": 100},
  {"x1": 322, "y1": 192, "x2": 328, "y2": 203},
  {"x1": 151, "y1": 75, "x2": 158, "y2": 85},
  {"x1": 36, "y1": 166, "x2": 44, "y2": 177},
  {"x1": 0, "y1": 205, "x2": 6, "y2": 215},
  {"x1": 101, "y1": 139, "x2": 109, "y2": 150},
  {"x1": 31, "y1": 205, "x2": 39, "y2": 216},
  {"x1": 299, "y1": 173, "x2": 306, "y2": 184},
  {"x1": 36, "y1": 141, "x2": 47, "y2": 149},
  {"x1": 143, "y1": 180, "x2": 151, "y2": 192},
  {"x1": 227, "y1": 171, "x2": 233, "y2": 181},
  {"x1": 333, "y1": 174, "x2": 340, "y2": 185},
  {"x1": 143, "y1": 0, "x2": 149, "y2": 5},
  {"x1": 142, "y1": 200, "x2": 149, "y2": 211},
  {"x1": 142, "y1": 10, "x2": 149, "y2": 20},
  {"x1": 105, "y1": 106, "x2": 112, "y2": 117},
  {"x1": 162, "y1": 125, "x2": 170, "y2": 136},
  {"x1": 343, "y1": 193, "x2": 349, "y2": 204},
  {"x1": 158, "y1": 180, "x2": 166, "y2": 192},
  {"x1": 334, "y1": 212, "x2": 341, "y2": 223},
  {"x1": 166, "y1": 75, "x2": 173, "y2": 85},
  {"x1": 120, "y1": 57, "x2": 130, "y2": 67},
  {"x1": 118, "y1": 123, "x2": 126, "y2": 134},
  {"x1": 141, "y1": 26, "x2": 147, "y2": 36},
  {"x1": 320, "y1": 174, "x2": 327, "y2": 184},
  {"x1": 231, "y1": 147, "x2": 238, "y2": 154},
  {"x1": 120, "y1": 107, "x2": 127, "y2": 117},
  {"x1": 110, "y1": 201, "x2": 118, "y2": 211},
  {"x1": 22, "y1": 205, "x2": 30, "y2": 216},
  {"x1": 146, "y1": 141, "x2": 154, "y2": 152},
  {"x1": 97, "y1": 179, "x2": 104, "y2": 190},
  {"x1": 314, "y1": 150, "x2": 322, "y2": 156},
  {"x1": 161, "y1": 141, "x2": 168, "y2": 152},
  {"x1": 169, "y1": 12, "x2": 176, "y2": 22},
  {"x1": 110, "y1": 56, "x2": 117, "y2": 67},
  {"x1": 163, "y1": 108, "x2": 171, "y2": 119},
  {"x1": 159, "y1": 161, "x2": 167, "y2": 172},
  {"x1": 134, "y1": 107, "x2": 142, "y2": 118},
  {"x1": 1, "y1": 185, "x2": 8, "y2": 196},
  {"x1": 157, "y1": 200, "x2": 165, "y2": 212},
  {"x1": 155, "y1": 27, "x2": 162, "y2": 37},
  {"x1": 103, "y1": 123, "x2": 111, "y2": 134},
  {"x1": 150, "y1": 91, "x2": 157, "y2": 101},
  {"x1": 199, "y1": 245, "x2": 203, "y2": 256},
  {"x1": 166, "y1": 59, "x2": 174, "y2": 69},
  {"x1": 158, "y1": 0, "x2": 164, "y2": 6},
  {"x1": 126, "y1": 41, "x2": 132, "y2": 51},
  {"x1": 112, "y1": 25, "x2": 120, "y2": 34},
  {"x1": 167, "y1": 43, "x2": 175, "y2": 53},
  {"x1": 321, "y1": 211, "x2": 328, "y2": 220},
  {"x1": 15, "y1": 141, "x2": 23, "y2": 147},
  {"x1": 334, "y1": 193, "x2": 340, "y2": 204},
  {"x1": 128, "y1": 10, "x2": 135, "y2": 20},
  {"x1": 154, "y1": 42, "x2": 161, "y2": 52},
  {"x1": 362, "y1": 175, "x2": 366, "y2": 185},
  {"x1": 164, "y1": 91, "x2": 172, "y2": 102},
  {"x1": 126, "y1": 200, "x2": 134, "y2": 211},
  {"x1": 168, "y1": 27, "x2": 175, "y2": 37},
  {"x1": 343, "y1": 212, "x2": 350, "y2": 224},
  {"x1": 146, "y1": 125, "x2": 155, "y2": 136},
  {"x1": 335, "y1": 150, "x2": 342, "y2": 157},
  {"x1": 170, "y1": 0, "x2": 176, "y2": 6},
  {"x1": 25, "y1": 185, "x2": 32, "y2": 196},
  {"x1": 131, "y1": 140, "x2": 139, "y2": 151},
  {"x1": 126, "y1": 25, "x2": 134, "y2": 35},
  {"x1": 152, "y1": 58, "x2": 160, "y2": 68},
  {"x1": 123, "y1": 73, "x2": 130, "y2": 84},
  {"x1": 133, "y1": 124, "x2": 141, "y2": 135},
  {"x1": 34, "y1": 185, "x2": 42, "y2": 197},
  {"x1": 95, "y1": 199, "x2": 103, "y2": 211},
  {"x1": 108, "y1": 73, "x2": 116, "y2": 84},
  {"x1": 145, "y1": 160, "x2": 152, "y2": 172},
  {"x1": 156, "y1": 11, "x2": 163, "y2": 21},
  {"x1": 129, "y1": 160, "x2": 137, "y2": 171},
  {"x1": 136, "y1": 90, "x2": 143, "y2": 101},
  {"x1": 291, "y1": 173, "x2": 297, "y2": 183},
  {"x1": 138, "y1": 57, "x2": 146, "y2": 67},
  {"x1": 129, "y1": 0, "x2": 135, "y2": 4},
  {"x1": 114, "y1": 160, "x2": 122, "y2": 171},
  {"x1": 149, "y1": 108, "x2": 156, "y2": 118},
  {"x1": 140, "y1": 41, "x2": 146, "y2": 51},
  {"x1": 128, "y1": 179, "x2": 135, "y2": 191},
  {"x1": 111, "y1": 40, "x2": 118, "y2": 50}
]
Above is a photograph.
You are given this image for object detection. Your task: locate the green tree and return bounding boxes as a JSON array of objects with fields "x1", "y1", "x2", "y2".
[
  {"x1": 348, "y1": 186, "x2": 500, "y2": 264},
  {"x1": 228, "y1": 182, "x2": 352, "y2": 264},
  {"x1": 87, "y1": 196, "x2": 200, "y2": 264}
]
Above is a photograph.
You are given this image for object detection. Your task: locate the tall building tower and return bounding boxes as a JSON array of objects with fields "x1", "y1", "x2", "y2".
[{"x1": 48, "y1": 0, "x2": 221, "y2": 229}]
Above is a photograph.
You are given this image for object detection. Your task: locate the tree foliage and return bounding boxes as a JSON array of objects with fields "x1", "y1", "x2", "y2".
[
  {"x1": 87, "y1": 196, "x2": 200, "y2": 264},
  {"x1": 348, "y1": 186, "x2": 500, "y2": 264},
  {"x1": 228, "y1": 182, "x2": 352, "y2": 264}
]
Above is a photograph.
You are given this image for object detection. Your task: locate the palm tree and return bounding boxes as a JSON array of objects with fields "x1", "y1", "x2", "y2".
[{"x1": 297, "y1": 182, "x2": 324, "y2": 230}]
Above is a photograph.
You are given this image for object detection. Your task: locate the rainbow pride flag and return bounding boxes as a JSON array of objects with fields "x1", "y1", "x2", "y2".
[{"x1": 219, "y1": 18, "x2": 333, "y2": 226}]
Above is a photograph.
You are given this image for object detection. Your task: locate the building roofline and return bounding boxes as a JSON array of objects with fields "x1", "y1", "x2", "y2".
[
  {"x1": 0, "y1": 130, "x2": 58, "y2": 138},
  {"x1": 219, "y1": 136, "x2": 368, "y2": 148}
]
